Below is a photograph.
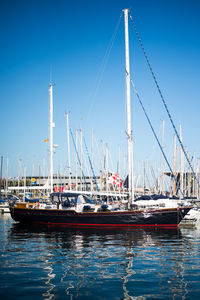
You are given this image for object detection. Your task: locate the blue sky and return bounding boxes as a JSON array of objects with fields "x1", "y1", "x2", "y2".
[{"x1": 1, "y1": 0, "x2": 200, "y2": 180}]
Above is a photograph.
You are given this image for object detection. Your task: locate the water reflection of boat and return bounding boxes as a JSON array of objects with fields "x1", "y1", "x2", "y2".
[
  {"x1": 10, "y1": 221, "x2": 180, "y2": 235},
  {"x1": 8, "y1": 222, "x2": 191, "y2": 300}
]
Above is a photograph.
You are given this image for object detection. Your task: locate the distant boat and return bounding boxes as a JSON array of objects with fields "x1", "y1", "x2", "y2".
[
  {"x1": 0, "y1": 198, "x2": 10, "y2": 214},
  {"x1": 9, "y1": 9, "x2": 192, "y2": 228}
]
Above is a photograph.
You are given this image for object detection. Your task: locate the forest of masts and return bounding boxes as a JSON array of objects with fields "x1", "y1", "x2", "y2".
[{"x1": 1, "y1": 119, "x2": 200, "y2": 200}]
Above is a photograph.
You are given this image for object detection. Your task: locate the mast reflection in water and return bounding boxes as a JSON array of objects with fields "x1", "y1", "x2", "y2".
[{"x1": 0, "y1": 215, "x2": 200, "y2": 299}]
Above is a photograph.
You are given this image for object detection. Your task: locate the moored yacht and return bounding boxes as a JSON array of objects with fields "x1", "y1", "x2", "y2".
[{"x1": 9, "y1": 9, "x2": 192, "y2": 228}]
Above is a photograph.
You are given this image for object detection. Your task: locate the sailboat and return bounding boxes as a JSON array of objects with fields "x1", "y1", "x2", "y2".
[{"x1": 9, "y1": 9, "x2": 192, "y2": 228}]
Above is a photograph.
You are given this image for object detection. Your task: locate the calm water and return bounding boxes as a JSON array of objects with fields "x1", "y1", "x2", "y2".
[{"x1": 1, "y1": 215, "x2": 200, "y2": 300}]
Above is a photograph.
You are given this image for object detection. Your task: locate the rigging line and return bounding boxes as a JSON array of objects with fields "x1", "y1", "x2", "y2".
[
  {"x1": 83, "y1": 137, "x2": 100, "y2": 193},
  {"x1": 86, "y1": 12, "x2": 123, "y2": 124},
  {"x1": 69, "y1": 128, "x2": 89, "y2": 191},
  {"x1": 129, "y1": 12, "x2": 200, "y2": 190},
  {"x1": 131, "y1": 79, "x2": 184, "y2": 198}
]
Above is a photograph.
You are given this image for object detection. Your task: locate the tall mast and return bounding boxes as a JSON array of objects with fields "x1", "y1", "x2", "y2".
[
  {"x1": 66, "y1": 112, "x2": 72, "y2": 190},
  {"x1": 49, "y1": 83, "x2": 54, "y2": 194},
  {"x1": 6, "y1": 158, "x2": 8, "y2": 197},
  {"x1": 80, "y1": 129, "x2": 83, "y2": 191},
  {"x1": 106, "y1": 143, "x2": 109, "y2": 194},
  {"x1": 100, "y1": 140, "x2": 103, "y2": 192},
  {"x1": 23, "y1": 165, "x2": 26, "y2": 200},
  {"x1": 91, "y1": 129, "x2": 94, "y2": 192},
  {"x1": 123, "y1": 8, "x2": 134, "y2": 207},
  {"x1": 173, "y1": 135, "x2": 177, "y2": 195},
  {"x1": 160, "y1": 120, "x2": 165, "y2": 193},
  {"x1": 179, "y1": 124, "x2": 184, "y2": 198},
  {"x1": 75, "y1": 130, "x2": 78, "y2": 190}
]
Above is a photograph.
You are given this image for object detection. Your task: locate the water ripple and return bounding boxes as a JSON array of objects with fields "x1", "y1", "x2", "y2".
[{"x1": 1, "y1": 215, "x2": 200, "y2": 299}]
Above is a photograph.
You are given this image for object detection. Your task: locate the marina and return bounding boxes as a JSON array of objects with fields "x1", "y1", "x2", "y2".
[
  {"x1": 1, "y1": 1, "x2": 200, "y2": 299},
  {"x1": 5, "y1": 8, "x2": 195, "y2": 229}
]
